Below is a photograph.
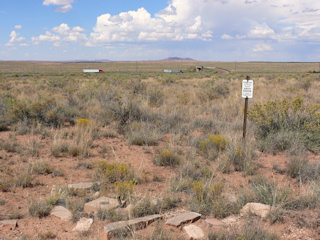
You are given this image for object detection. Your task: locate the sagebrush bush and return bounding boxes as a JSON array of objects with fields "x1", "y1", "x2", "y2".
[
  {"x1": 287, "y1": 157, "x2": 320, "y2": 183},
  {"x1": 153, "y1": 149, "x2": 181, "y2": 167},
  {"x1": 131, "y1": 198, "x2": 159, "y2": 218},
  {"x1": 198, "y1": 80, "x2": 230, "y2": 102},
  {"x1": 223, "y1": 140, "x2": 256, "y2": 175},
  {"x1": 6, "y1": 96, "x2": 76, "y2": 127},
  {"x1": 29, "y1": 160, "x2": 55, "y2": 175},
  {"x1": 251, "y1": 177, "x2": 291, "y2": 207},
  {"x1": 66, "y1": 198, "x2": 86, "y2": 222},
  {"x1": 15, "y1": 172, "x2": 33, "y2": 188},
  {"x1": 29, "y1": 201, "x2": 51, "y2": 218},
  {"x1": 76, "y1": 118, "x2": 91, "y2": 127},
  {"x1": 147, "y1": 87, "x2": 164, "y2": 107},
  {"x1": 248, "y1": 96, "x2": 320, "y2": 152},
  {"x1": 198, "y1": 134, "x2": 229, "y2": 160},
  {"x1": 126, "y1": 122, "x2": 160, "y2": 146},
  {"x1": 114, "y1": 180, "x2": 135, "y2": 200},
  {"x1": 95, "y1": 161, "x2": 135, "y2": 184},
  {"x1": 189, "y1": 179, "x2": 239, "y2": 217},
  {"x1": 105, "y1": 96, "x2": 147, "y2": 126},
  {"x1": 97, "y1": 208, "x2": 125, "y2": 222},
  {"x1": 199, "y1": 134, "x2": 229, "y2": 152},
  {"x1": 287, "y1": 182, "x2": 320, "y2": 210}
]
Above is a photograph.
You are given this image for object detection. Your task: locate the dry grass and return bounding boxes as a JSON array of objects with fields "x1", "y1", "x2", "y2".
[{"x1": 1, "y1": 62, "x2": 320, "y2": 239}]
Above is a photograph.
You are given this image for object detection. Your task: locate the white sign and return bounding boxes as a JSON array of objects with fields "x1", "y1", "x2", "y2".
[{"x1": 242, "y1": 80, "x2": 253, "y2": 98}]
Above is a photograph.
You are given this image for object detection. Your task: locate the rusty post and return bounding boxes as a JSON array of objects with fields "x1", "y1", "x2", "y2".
[{"x1": 243, "y1": 76, "x2": 250, "y2": 144}]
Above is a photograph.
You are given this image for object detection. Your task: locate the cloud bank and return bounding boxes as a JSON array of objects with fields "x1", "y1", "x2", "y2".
[
  {"x1": 7, "y1": 0, "x2": 320, "y2": 60},
  {"x1": 86, "y1": 0, "x2": 320, "y2": 46}
]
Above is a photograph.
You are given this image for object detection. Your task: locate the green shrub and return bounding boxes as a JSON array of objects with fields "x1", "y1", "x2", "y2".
[
  {"x1": 15, "y1": 172, "x2": 33, "y2": 188},
  {"x1": 199, "y1": 134, "x2": 229, "y2": 152},
  {"x1": 95, "y1": 161, "x2": 135, "y2": 184},
  {"x1": 97, "y1": 208, "x2": 125, "y2": 222},
  {"x1": 251, "y1": 177, "x2": 291, "y2": 207},
  {"x1": 198, "y1": 80, "x2": 230, "y2": 102},
  {"x1": 147, "y1": 87, "x2": 164, "y2": 107},
  {"x1": 287, "y1": 192, "x2": 319, "y2": 210},
  {"x1": 198, "y1": 134, "x2": 229, "y2": 160},
  {"x1": 189, "y1": 180, "x2": 239, "y2": 217},
  {"x1": 287, "y1": 157, "x2": 320, "y2": 183},
  {"x1": 0, "y1": 140, "x2": 22, "y2": 153},
  {"x1": 131, "y1": 198, "x2": 159, "y2": 218},
  {"x1": 126, "y1": 122, "x2": 160, "y2": 146},
  {"x1": 106, "y1": 97, "x2": 146, "y2": 125},
  {"x1": 29, "y1": 201, "x2": 51, "y2": 218},
  {"x1": 6, "y1": 96, "x2": 76, "y2": 127},
  {"x1": 114, "y1": 180, "x2": 135, "y2": 200},
  {"x1": 225, "y1": 143, "x2": 256, "y2": 175},
  {"x1": 29, "y1": 161, "x2": 55, "y2": 175},
  {"x1": 153, "y1": 149, "x2": 181, "y2": 167},
  {"x1": 248, "y1": 96, "x2": 320, "y2": 152},
  {"x1": 66, "y1": 198, "x2": 86, "y2": 222}
]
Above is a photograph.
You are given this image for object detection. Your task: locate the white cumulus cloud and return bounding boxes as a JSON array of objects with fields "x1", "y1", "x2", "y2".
[
  {"x1": 253, "y1": 44, "x2": 273, "y2": 52},
  {"x1": 43, "y1": 0, "x2": 74, "y2": 12},
  {"x1": 32, "y1": 23, "x2": 87, "y2": 46},
  {"x1": 6, "y1": 31, "x2": 25, "y2": 46},
  {"x1": 26, "y1": 0, "x2": 320, "y2": 61},
  {"x1": 14, "y1": 25, "x2": 22, "y2": 30},
  {"x1": 248, "y1": 23, "x2": 276, "y2": 39},
  {"x1": 221, "y1": 34, "x2": 233, "y2": 40}
]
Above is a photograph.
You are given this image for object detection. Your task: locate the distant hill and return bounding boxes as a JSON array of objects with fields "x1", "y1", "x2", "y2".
[
  {"x1": 160, "y1": 57, "x2": 197, "y2": 62},
  {"x1": 67, "y1": 59, "x2": 110, "y2": 63}
]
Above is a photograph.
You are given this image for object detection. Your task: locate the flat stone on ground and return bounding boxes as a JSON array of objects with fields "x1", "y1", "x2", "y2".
[
  {"x1": 240, "y1": 202, "x2": 271, "y2": 219},
  {"x1": 50, "y1": 206, "x2": 72, "y2": 221},
  {"x1": 204, "y1": 218, "x2": 227, "y2": 228},
  {"x1": 183, "y1": 224, "x2": 205, "y2": 239},
  {"x1": 104, "y1": 214, "x2": 162, "y2": 240},
  {"x1": 0, "y1": 219, "x2": 18, "y2": 228},
  {"x1": 68, "y1": 182, "x2": 94, "y2": 190},
  {"x1": 72, "y1": 218, "x2": 93, "y2": 232},
  {"x1": 84, "y1": 197, "x2": 119, "y2": 214},
  {"x1": 165, "y1": 212, "x2": 201, "y2": 227}
]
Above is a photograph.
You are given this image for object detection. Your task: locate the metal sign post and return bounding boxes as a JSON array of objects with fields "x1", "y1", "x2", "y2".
[{"x1": 242, "y1": 76, "x2": 253, "y2": 144}]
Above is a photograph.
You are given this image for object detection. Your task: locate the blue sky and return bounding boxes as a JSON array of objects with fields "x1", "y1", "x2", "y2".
[{"x1": 1, "y1": 0, "x2": 320, "y2": 61}]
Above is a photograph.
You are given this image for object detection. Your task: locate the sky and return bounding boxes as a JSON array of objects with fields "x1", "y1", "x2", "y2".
[{"x1": 1, "y1": 0, "x2": 320, "y2": 62}]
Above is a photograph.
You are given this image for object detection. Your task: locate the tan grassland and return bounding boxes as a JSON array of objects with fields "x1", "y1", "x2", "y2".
[{"x1": 0, "y1": 61, "x2": 320, "y2": 239}]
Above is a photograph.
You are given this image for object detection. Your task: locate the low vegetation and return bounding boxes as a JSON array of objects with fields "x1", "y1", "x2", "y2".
[{"x1": 0, "y1": 62, "x2": 319, "y2": 239}]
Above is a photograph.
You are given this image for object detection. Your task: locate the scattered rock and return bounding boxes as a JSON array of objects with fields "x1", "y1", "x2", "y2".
[
  {"x1": 183, "y1": 224, "x2": 205, "y2": 239},
  {"x1": 84, "y1": 197, "x2": 119, "y2": 214},
  {"x1": 0, "y1": 219, "x2": 18, "y2": 228},
  {"x1": 204, "y1": 218, "x2": 227, "y2": 229},
  {"x1": 240, "y1": 202, "x2": 271, "y2": 219},
  {"x1": 221, "y1": 215, "x2": 240, "y2": 225},
  {"x1": 93, "y1": 191, "x2": 100, "y2": 197},
  {"x1": 50, "y1": 206, "x2": 72, "y2": 221},
  {"x1": 104, "y1": 214, "x2": 162, "y2": 239},
  {"x1": 68, "y1": 182, "x2": 95, "y2": 190},
  {"x1": 72, "y1": 218, "x2": 93, "y2": 232},
  {"x1": 165, "y1": 212, "x2": 201, "y2": 227}
]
